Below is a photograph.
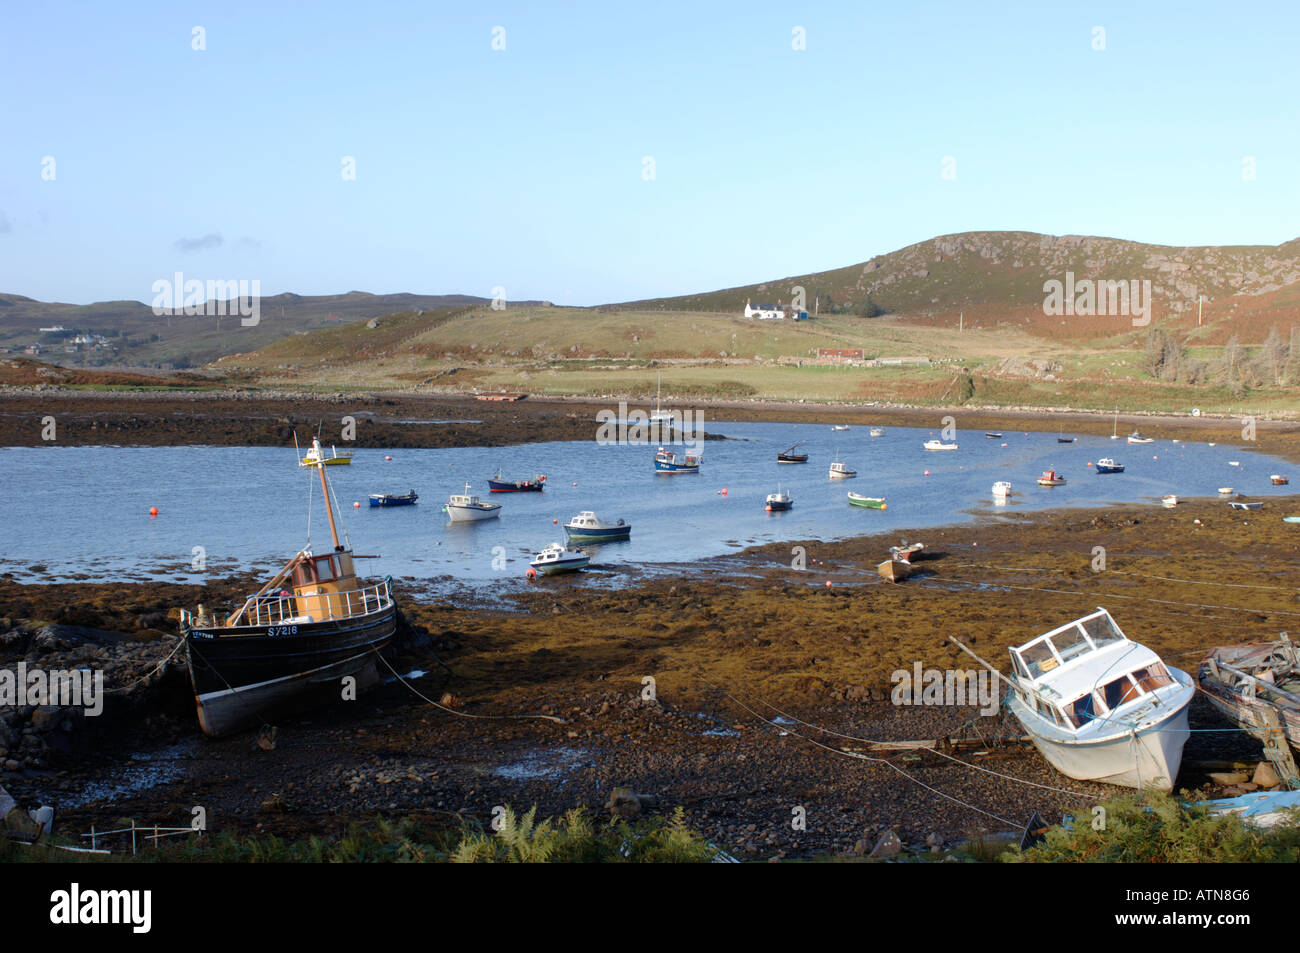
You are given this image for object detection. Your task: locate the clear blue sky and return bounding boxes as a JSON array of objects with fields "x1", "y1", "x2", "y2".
[{"x1": 2, "y1": 0, "x2": 1297, "y2": 306}]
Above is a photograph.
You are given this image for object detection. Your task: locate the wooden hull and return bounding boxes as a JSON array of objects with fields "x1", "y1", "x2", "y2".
[
  {"x1": 848, "y1": 494, "x2": 886, "y2": 509},
  {"x1": 777, "y1": 455, "x2": 808, "y2": 464},
  {"x1": 1199, "y1": 645, "x2": 1300, "y2": 751},
  {"x1": 877, "y1": 559, "x2": 912, "y2": 582},
  {"x1": 183, "y1": 603, "x2": 398, "y2": 737}
]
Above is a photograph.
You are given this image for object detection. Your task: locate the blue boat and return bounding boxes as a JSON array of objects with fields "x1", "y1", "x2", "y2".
[
  {"x1": 369, "y1": 490, "x2": 419, "y2": 507},
  {"x1": 1095, "y1": 458, "x2": 1125, "y2": 474},
  {"x1": 563, "y1": 511, "x2": 631, "y2": 542},
  {"x1": 654, "y1": 446, "x2": 702, "y2": 474}
]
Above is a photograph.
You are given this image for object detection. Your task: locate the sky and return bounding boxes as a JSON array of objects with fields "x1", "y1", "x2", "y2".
[{"x1": 2, "y1": 0, "x2": 1298, "y2": 307}]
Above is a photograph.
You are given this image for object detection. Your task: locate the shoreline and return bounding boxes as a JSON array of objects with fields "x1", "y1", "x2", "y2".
[{"x1": 2, "y1": 494, "x2": 1296, "y2": 857}]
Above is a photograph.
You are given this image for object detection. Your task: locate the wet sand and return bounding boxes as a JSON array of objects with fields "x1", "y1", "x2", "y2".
[{"x1": 2, "y1": 495, "x2": 1296, "y2": 858}]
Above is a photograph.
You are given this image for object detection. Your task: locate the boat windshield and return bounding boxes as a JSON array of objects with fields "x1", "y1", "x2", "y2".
[
  {"x1": 1080, "y1": 613, "x2": 1124, "y2": 647},
  {"x1": 1049, "y1": 625, "x2": 1093, "y2": 664},
  {"x1": 1019, "y1": 640, "x2": 1058, "y2": 678}
]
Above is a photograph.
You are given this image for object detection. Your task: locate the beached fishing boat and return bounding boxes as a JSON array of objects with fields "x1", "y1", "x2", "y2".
[
  {"x1": 992, "y1": 480, "x2": 1012, "y2": 500},
  {"x1": 847, "y1": 492, "x2": 886, "y2": 509},
  {"x1": 563, "y1": 511, "x2": 631, "y2": 542},
  {"x1": 445, "y1": 484, "x2": 502, "y2": 522},
  {"x1": 1229, "y1": 500, "x2": 1263, "y2": 511},
  {"x1": 178, "y1": 437, "x2": 398, "y2": 737},
  {"x1": 765, "y1": 487, "x2": 793, "y2": 512},
  {"x1": 488, "y1": 471, "x2": 546, "y2": 492},
  {"x1": 1095, "y1": 457, "x2": 1125, "y2": 474},
  {"x1": 1272, "y1": 475, "x2": 1289, "y2": 486},
  {"x1": 368, "y1": 490, "x2": 418, "y2": 507},
  {"x1": 654, "y1": 446, "x2": 702, "y2": 473},
  {"x1": 870, "y1": 427, "x2": 885, "y2": 437},
  {"x1": 1037, "y1": 469, "x2": 1066, "y2": 486},
  {"x1": 300, "y1": 443, "x2": 353, "y2": 466},
  {"x1": 1161, "y1": 495, "x2": 1179, "y2": 508},
  {"x1": 828, "y1": 454, "x2": 856, "y2": 479},
  {"x1": 993, "y1": 608, "x2": 1194, "y2": 790},
  {"x1": 1285, "y1": 516, "x2": 1300, "y2": 524},
  {"x1": 923, "y1": 439, "x2": 958, "y2": 451},
  {"x1": 1127, "y1": 431, "x2": 1154, "y2": 444},
  {"x1": 1198, "y1": 637, "x2": 1300, "y2": 760},
  {"x1": 777, "y1": 442, "x2": 809, "y2": 463},
  {"x1": 876, "y1": 558, "x2": 913, "y2": 583},
  {"x1": 529, "y1": 543, "x2": 591, "y2": 575}
]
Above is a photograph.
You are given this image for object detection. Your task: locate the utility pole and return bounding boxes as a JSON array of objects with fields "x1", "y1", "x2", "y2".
[{"x1": 1198, "y1": 295, "x2": 1203, "y2": 327}]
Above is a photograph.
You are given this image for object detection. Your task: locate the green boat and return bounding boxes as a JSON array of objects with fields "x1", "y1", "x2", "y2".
[{"x1": 848, "y1": 492, "x2": 887, "y2": 510}]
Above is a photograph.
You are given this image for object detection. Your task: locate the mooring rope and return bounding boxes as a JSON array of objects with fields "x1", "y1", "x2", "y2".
[{"x1": 371, "y1": 649, "x2": 567, "y2": 724}]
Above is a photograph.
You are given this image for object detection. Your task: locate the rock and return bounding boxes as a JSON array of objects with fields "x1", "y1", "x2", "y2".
[
  {"x1": 255, "y1": 725, "x2": 278, "y2": 751},
  {"x1": 0, "y1": 784, "x2": 14, "y2": 820},
  {"x1": 605, "y1": 787, "x2": 646, "y2": 819},
  {"x1": 1253, "y1": 762, "x2": 1282, "y2": 789},
  {"x1": 30, "y1": 706, "x2": 60, "y2": 732},
  {"x1": 1209, "y1": 771, "x2": 1248, "y2": 786},
  {"x1": 869, "y1": 830, "x2": 903, "y2": 858},
  {"x1": 3, "y1": 759, "x2": 20, "y2": 772},
  {"x1": 3, "y1": 806, "x2": 38, "y2": 835}
]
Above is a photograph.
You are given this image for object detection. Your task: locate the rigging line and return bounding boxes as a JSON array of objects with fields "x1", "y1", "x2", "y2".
[
  {"x1": 106, "y1": 636, "x2": 187, "y2": 694},
  {"x1": 729, "y1": 688, "x2": 1100, "y2": 801},
  {"x1": 370, "y1": 648, "x2": 567, "y2": 725},
  {"x1": 710, "y1": 685, "x2": 1021, "y2": 829}
]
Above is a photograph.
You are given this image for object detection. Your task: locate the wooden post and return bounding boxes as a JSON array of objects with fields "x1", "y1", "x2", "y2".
[{"x1": 1259, "y1": 708, "x2": 1300, "y2": 789}]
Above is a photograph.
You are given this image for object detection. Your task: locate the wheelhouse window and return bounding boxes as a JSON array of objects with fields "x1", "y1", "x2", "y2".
[
  {"x1": 1048, "y1": 625, "x2": 1093, "y2": 664},
  {"x1": 1019, "y1": 640, "x2": 1058, "y2": 678},
  {"x1": 1067, "y1": 692, "x2": 1100, "y2": 727},
  {"x1": 314, "y1": 556, "x2": 335, "y2": 581},
  {"x1": 1080, "y1": 613, "x2": 1123, "y2": 647},
  {"x1": 1101, "y1": 675, "x2": 1134, "y2": 711},
  {"x1": 1129, "y1": 663, "x2": 1174, "y2": 693}
]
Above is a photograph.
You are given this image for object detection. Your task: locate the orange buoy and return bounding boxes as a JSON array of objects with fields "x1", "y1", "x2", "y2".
[
  {"x1": 553, "y1": 518, "x2": 558, "y2": 523},
  {"x1": 353, "y1": 502, "x2": 361, "y2": 508},
  {"x1": 924, "y1": 470, "x2": 930, "y2": 476},
  {"x1": 881, "y1": 503, "x2": 887, "y2": 510},
  {"x1": 572, "y1": 481, "x2": 578, "y2": 486},
  {"x1": 526, "y1": 568, "x2": 538, "y2": 580},
  {"x1": 149, "y1": 506, "x2": 158, "y2": 517},
  {"x1": 720, "y1": 488, "x2": 728, "y2": 495},
  {"x1": 385, "y1": 455, "x2": 393, "y2": 461},
  {"x1": 825, "y1": 580, "x2": 833, "y2": 588}
]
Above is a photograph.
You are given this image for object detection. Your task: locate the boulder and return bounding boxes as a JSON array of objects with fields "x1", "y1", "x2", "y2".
[
  {"x1": 1209, "y1": 771, "x2": 1248, "y2": 786},
  {"x1": 605, "y1": 787, "x2": 650, "y2": 819},
  {"x1": 1253, "y1": 762, "x2": 1282, "y2": 789},
  {"x1": 869, "y1": 830, "x2": 903, "y2": 858}
]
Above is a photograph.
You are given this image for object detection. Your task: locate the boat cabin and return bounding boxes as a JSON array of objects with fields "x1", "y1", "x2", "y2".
[
  {"x1": 1008, "y1": 609, "x2": 1178, "y2": 731},
  {"x1": 288, "y1": 549, "x2": 362, "y2": 621}
]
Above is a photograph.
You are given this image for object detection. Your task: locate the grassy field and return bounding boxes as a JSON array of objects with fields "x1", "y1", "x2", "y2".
[{"x1": 208, "y1": 304, "x2": 1300, "y2": 416}]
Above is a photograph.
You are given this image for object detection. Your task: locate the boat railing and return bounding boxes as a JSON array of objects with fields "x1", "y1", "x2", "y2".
[{"x1": 183, "y1": 579, "x2": 394, "y2": 630}]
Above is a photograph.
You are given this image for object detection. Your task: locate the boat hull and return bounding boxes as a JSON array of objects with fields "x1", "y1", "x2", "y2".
[
  {"x1": 183, "y1": 604, "x2": 398, "y2": 737},
  {"x1": 446, "y1": 504, "x2": 501, "y2": 521},
  {"x1": 564, "y1": 525, "x2": 631, "y2": 541},
  {"x1": 654, "y1": 462, "x2": 699, "y2": 473},
  {"x1": 1096, "y1": 465, "x2": 1124, "y2": 474},
  {"x1": 488, "y1": 480, "x2": 544, "y2": 492},
  {"x1": 369, "y1": 495, "x2": 417, "y2": 506},
  {"x1": 848, "y1": 495, "x2": 886, "y2": 509},
  {"x1": 531, "y1": 557, "x2": 590, "y2": 575},
  {"x1": 1011, "y1": 688, "x2": 1192, "y2": 791},
  {"x1": 877, "y1": 558, "x2": 912, "y2": 582}
]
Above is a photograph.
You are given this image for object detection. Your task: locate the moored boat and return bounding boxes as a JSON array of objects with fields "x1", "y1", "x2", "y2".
[
  {"x1": 488, "y1": 471, "x2": 547, "y2": 492},
  {"x1": 179, "y1": 437, "x2": 397, "y2": 737},
  {"x1": 1272, "y1": 475, "x2": 1289, "y2": 486},
  {"x1": 1229, "y1": 500, "x2": 1263, "y2": 511},
  {"x1": 563, "y1": 511, "x2": 631, "y2": 542},
  {"x1": 1161, "y1": 494, "x2": 1179, "y2": 508},
  {"x1": 869, "y1": 427, "x2": 885, "y2": 437},
  {"x1": 829, "y1": 454, "x2": 856, "y2": 479},
  {"x1": 1037, "y1": 469, "x2": 1066, "y2": 486},
  {"x1": 923, "y1": 439, "x2": 958, "y2": 451},
  {"x1": 1127, "y1": 431, "x2": 1154, "y2": 444},
  {"x1": 848, "y1": 492, "x2": 886, "y2": 509},
  {"x1": 985, "y1": 432, "x2": 1003, "y2": 439},
  {"x1": 1218, "y1": 486, "x2": 1235, "y2": 496},
  {"x1": 992, "y1": 480, "x2": 1012, "y2": 501},
  {"x1": 777, "y1": 442, "x2": 809, "y2": 463},
  {"x1": 300, "y1": 443, "x2": 353, "y2": 466},
  {"x1": 445, "y1": 484, "x2": 502, "y2": 521},
  {"x1": 368, "y1": 490, "x2": 418, "y2": 507},
  {"x1": 876, "y1": 558, "x2": 913, "y2": 583},
  {"x1": 1095, "y1": 457, "x2": 1125, "y2": 474},
  {"x1": 831, "y1": 424, "x2": 850, "y2": 431},
  {"x1": 765, "y1": 487, "x2": 793, "y2": 511},
  {"x1": 654, "y1": 446, "x2": 702, "y2": 473},
  {"x1": 992, "y1": 608, "x2": 1194, "y2": 790},
  {"x1": 529, "y1": 543, "x2": 591, "y2": 575},
  {"x1": 889, "y1": 541, "x2": 924, "y2": 562}
]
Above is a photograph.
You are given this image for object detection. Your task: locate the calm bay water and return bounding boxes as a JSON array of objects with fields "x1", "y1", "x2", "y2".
[{"x1": 1, "y1": 422, "x2": 1294, "y2": 594}]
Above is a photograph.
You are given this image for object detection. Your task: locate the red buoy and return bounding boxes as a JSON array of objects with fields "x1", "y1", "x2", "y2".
[{"x1": 149, "y1": 506, "x2": 158, "y2": 517}]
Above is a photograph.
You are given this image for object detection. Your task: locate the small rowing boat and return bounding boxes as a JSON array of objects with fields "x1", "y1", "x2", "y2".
[
  {"x1": 848, "y1": 492, "x2": 886, "y2": 509},
  {"x1": 876, "y1": 558, "x2": 913, "y2": 583},
  {"x1": 368, "y1": 490, "x2": 418, "y2": 507}
]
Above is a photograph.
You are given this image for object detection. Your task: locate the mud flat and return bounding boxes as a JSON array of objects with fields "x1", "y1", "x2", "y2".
[
  {"x1": 2, "y1": 494, "x2": 1297, "y2": 858},
  {"x1": 2, "y1": 389, "x2": 1297, "y2": 463}
]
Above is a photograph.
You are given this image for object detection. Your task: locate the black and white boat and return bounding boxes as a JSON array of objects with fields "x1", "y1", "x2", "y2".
[{"x1": 178, "y1": 437, "x2": 398, "y2": 737}]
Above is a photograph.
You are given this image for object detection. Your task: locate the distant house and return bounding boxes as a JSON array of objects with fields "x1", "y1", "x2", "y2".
[
  {"x1": 39, "y1": 325, "x2": 65, "y2": 334},
  {"x1": 744, "y1": 299, "x2": 808, "y2": 320}
]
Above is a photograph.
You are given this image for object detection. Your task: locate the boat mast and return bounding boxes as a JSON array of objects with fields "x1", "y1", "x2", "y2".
[{"x1": 311, "y1": 437, "x2": 343, "y2": 551}]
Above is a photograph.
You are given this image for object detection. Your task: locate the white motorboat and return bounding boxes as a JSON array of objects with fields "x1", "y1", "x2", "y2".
[
  {"x1": 563, "y1": 511, "x2": 631, "y2": 542},
  {"x1": 923, "y1": 439, "x2": 958, "y2": 451},
  {"x1": 529, "y1": 543, "x2": 591, "y2": 575},
  {"x1": 1127, "y1": 431, "x2": 1154, "y2": 444},
  {"x1": 1161, "y1": 495, "x2": 1179, "y2": 508},
  {"x1": 870, "y1": 427, "x2": 885, "y2": 437},
  {"x1": 765, "y1": 486, "x2": 793, "y2": 511},
  {"x1": 829, "y1": 455, "x2": 857, "y2": 479},
  {"x1": 444, "y1": 484, "x2": 502, "y2": 522},
  {"x1": 831, "y1": 424, "x2": 850, "y2": 431},
  {"x1": 1002, "y1": 608, "x2": 1193, "y2": 791},
  {"x1": 992, "y1": 480, "x2": 1012, "y2": 501}
]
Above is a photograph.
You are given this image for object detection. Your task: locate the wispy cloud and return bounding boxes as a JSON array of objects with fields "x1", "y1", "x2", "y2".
[
  {"x1": 0, "y1": 211, "x2": 11, "y2": 234},
  {"x1": 236, "y1": 236, "x2": 262, "y2": 250},
  {"x1": 174, "y1": 233, "x2": 223, "y2": 252}
]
